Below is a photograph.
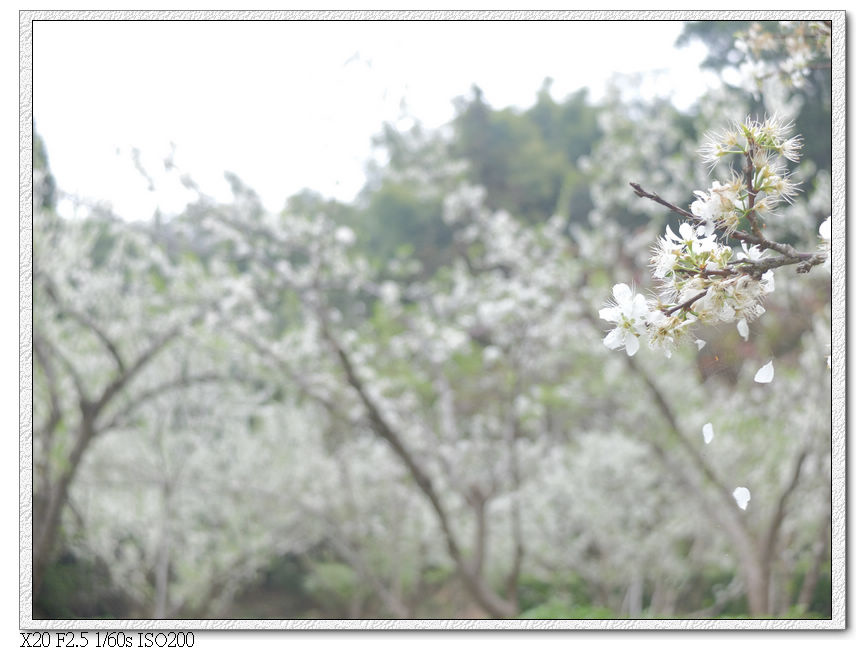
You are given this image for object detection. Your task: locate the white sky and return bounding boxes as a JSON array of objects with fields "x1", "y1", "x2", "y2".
[{"x1": 34, "y1": 20, "x2": 716, "y2": 220}]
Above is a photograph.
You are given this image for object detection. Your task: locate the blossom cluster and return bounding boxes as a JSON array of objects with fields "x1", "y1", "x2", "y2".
[
  {"x1": 735, "y1": 21, "x2": 831, "y2": 94},
  {"x1": 697, "y1": 114, "x2": 802, "y2": 219},
  {"x1": 600, "y1": 116, "x2": 818, "y2": 357}
]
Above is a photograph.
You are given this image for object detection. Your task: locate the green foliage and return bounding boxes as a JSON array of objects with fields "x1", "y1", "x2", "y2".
[
  {"x1": 677, "y1": 21, "x2": 756, "y2": 70},
  {"x1": 452, "y1": 84, "x2": 601, "y2": 225},
  {"x1": 519, "y1": 599, "x2": 614, "y2": 620},
  {"x1": 230, "y1": 554, "x2": 316, "y2": 619},
  {"x1": 516, "y1": 573, "x2": 594, "y2": 613},
  {"x1": 35, "y1": 552, "x2": 131, "y2": 619},
  {"x1": 360, "y1": 180, "x2": 451, "y2": 275},
  {"x1": 303, "y1": 561, "x2": 360, "y2": 606},
  {"x1": 34, "y1": 131, "x2": 58, "y2": 211}
]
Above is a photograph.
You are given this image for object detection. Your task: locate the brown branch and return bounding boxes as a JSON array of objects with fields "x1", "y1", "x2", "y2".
[
  {"x1": 316, "y1": 310, "x2": 516, "y2": 618},
  {"x1": 97, "y1": 372, "x2": 226, "y2": 433},
  {"x1": 761, "y1": 449, "x2": 809, "y2": 568},
  {"x1": 623, "y1": 355, "x2": 752, "y2": 536},
  {"x1": 35, "y1": 331, "x2": 89, "y2": 405},
  {"x1": 504, "y1": 410, "x2": 525, "y2": 604},
  {"x1": 90, "y1": 300, "x2": 216, "y2": 417},
  {"x1": 630, "y1": 182, "x2": 825, "y2": 274},
  {"x1": 91, "y1": 325, "x2": 182, "y2": 416},
  {"x1": 33, "y1": 335, "x2": 64, "y2": 444},
  {"x1": 675, "y1": 267, "x2": 735, "y2": 278},
  {"x1": 618, "y1": 352, "x2": 774, "y2": 614},
  {"x1": 743, "y1": 145, "x2": 764, "y2": 238},
  {"x1": 662, "y1": 289, "x2": 708, "y2": 317},
  {"x1": 228, "y1": 325, "x2": 359, "y2": 430},
  {"x1": 41, "y1": 276, "x2": 127, "y2": 375},
  {"x1": 629, "y1": 182, "x2": 698, "y2": 222}
]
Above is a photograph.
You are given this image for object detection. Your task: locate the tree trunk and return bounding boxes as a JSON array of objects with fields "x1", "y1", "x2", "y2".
[
  {"x1": 153, "y1": 482, "x2": 172, "y2": 618},
  {"x1": 33, "y1": 416, "x2": 95, "y2": 599},
  {"x1": 742, "y1": 555, "x2": 771, "y2": 617}
]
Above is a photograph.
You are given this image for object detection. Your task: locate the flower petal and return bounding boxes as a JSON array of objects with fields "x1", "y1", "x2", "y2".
[
  {"x1": 679, "y1": 222, "x2": 694, "y2": 241},
  {"x1": 754, "y1": 360, "x2": 774, "y2": 384},
  {"x1": 737, "y1": 319, "x2": 749, "y2": 341},
  {"x1": 733, "y1": 487, "x2": 751, "y2": 511},
  {"x1": 612, "y1": 283, "x2": 632, "y2": 306},
  {"x1": 603, "y1": 328, "x2": 624, "y2": 350},
  {"x1": 598, "y1": 307, "x2": 619, "y2": 323},
  {"x1": 632, "y1": 293, "x2": 648, "y2": 317},
  {"x1": 702, "y1": 423, "x2": 714, "y2": 444},
  {"x1": 761, "y1": 270, "x2": 775, "y2": 293},
  {"x1": 819, "y1": 217, "x2": 830, "y2": 241},
  {"x1": 624, "y1": 333, "x2": 640, "y2": 356}
]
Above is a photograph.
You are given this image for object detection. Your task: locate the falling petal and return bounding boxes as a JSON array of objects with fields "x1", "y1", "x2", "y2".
[
  {"x1": 733, "y1": 487, "x2": 751, "y2": 511},
  {"x1": 695, "y1": 339, "x2": 706, "y2": 350},
  {"x1": 754, "y1": 360, "x2": 774, "y2": 384},
  {"x1": 819, "y1": 217, "x2": 830, "y2": 241},
  {"x1": 702, "y1": 423, "x2": 714, "y2": 444},
  {"x1": 737, "y1": 319, "x2": 749, "y2": 341}
]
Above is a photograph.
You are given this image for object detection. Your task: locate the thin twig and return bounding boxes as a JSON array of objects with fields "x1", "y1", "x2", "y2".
[
  {"x1": 629, "y1": 182, "x2": 824, "y2": 275},
  {"x1": 743, "y1": 144, "x2": 763, "y2": 238},
  {"x1": 662, "y1": 289, "x2": 708, "y2": 317}
]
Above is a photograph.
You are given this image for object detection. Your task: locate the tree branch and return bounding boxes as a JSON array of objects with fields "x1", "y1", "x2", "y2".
[
  {"x1": 622, "y1": 354, "x2": 755, "y2": 555},
  {"x1": 629, "y1": 182, "x2": 825, "y2": 274},
  {"x1": 41, "y1": 276, "x2": 127, "y2": 375},
  {"x1": 34, "y1": 331, "x2": 88, "y2": 405},
  {"x1": 33, "y1": 335, "x2": 64, "y2": 445},
  {"x1": 315, "y1": 309, "x2": 516, "y2": 618},
  {"x1": 97, "y1": 372, "x2": 226, "y2": 433},
  {"x1": 761, "y1": 448, "x2": 809, "y2": 568},
  {"x1": 662, "y1": 289, "x2": 709, "y2": 317}
]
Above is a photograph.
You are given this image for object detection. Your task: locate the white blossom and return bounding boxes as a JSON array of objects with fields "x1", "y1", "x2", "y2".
[
  {"x1": 334, "y1": 225, "x2": 356, "y2": 246},
  {"x1": 599, "y1": 284, "x2": 650, "y2": 356}
]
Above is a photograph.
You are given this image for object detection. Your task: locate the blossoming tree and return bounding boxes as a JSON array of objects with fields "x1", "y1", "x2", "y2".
[{"x1": 595, "y1": 114, "x2": 830, "y2": 615}]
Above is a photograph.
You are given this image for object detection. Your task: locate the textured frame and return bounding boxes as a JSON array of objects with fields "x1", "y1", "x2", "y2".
[{"x1": 19, "y1": 9, "x2": 847, "y2": 631}]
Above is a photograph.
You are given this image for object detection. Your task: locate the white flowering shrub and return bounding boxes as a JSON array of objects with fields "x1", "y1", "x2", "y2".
[{"x1": 71, "y1": 390, "x2": 327, "y2": 617}]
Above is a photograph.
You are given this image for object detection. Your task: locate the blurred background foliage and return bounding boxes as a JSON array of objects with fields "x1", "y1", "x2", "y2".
[{"x1": 32, "y1": 20, "x2": 833, "y2": 620}]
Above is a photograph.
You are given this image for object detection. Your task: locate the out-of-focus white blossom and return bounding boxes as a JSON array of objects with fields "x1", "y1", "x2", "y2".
[
  {"x1": 334, "y1": 225, "x2": 356, "y2": 246},
  {"x1": 734, "y1": 22, "x2": 831, "y2": 98}
]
